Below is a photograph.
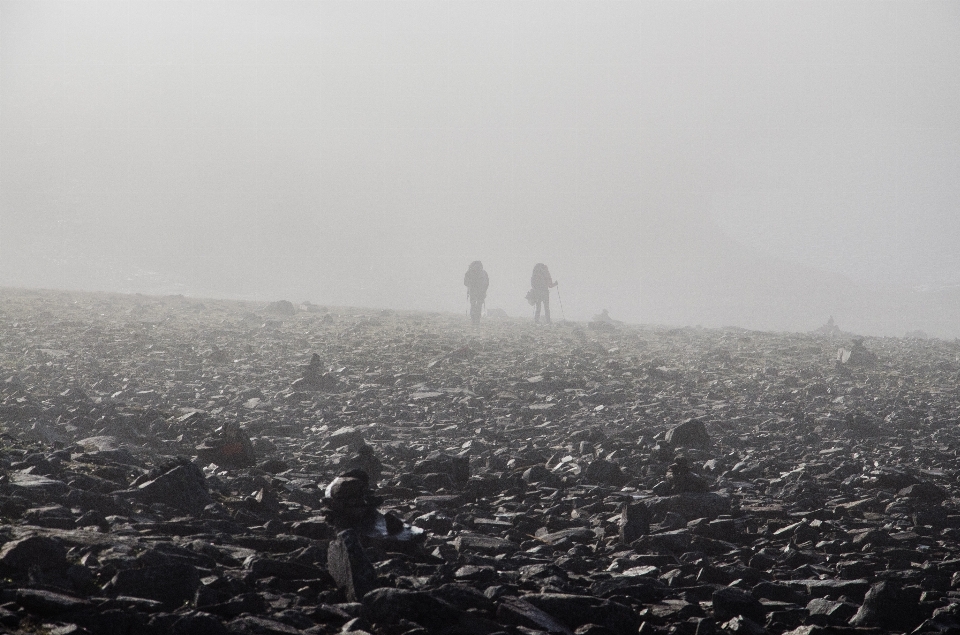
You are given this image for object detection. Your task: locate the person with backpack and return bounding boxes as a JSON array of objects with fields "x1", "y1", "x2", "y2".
[
  {"x1": 463, "y1": 261, "x2": 489, "y2": 325},
  {"x1": 529, "y1": 263, "x2": 557, "y2": 324}
]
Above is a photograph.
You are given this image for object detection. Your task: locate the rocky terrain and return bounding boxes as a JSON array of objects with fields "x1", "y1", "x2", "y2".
[{"x1": 1, "y1": 287, "x2": 960, "y2": 635}]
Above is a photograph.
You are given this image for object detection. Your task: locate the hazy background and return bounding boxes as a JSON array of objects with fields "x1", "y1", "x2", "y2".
[{"x1": 2, "y1": 1, "x2": 959, "y2": 336}]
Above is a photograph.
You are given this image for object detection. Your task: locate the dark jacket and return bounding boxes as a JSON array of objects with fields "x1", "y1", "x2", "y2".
[
  {"x1": 464, "y1": 263, "x2": 489, "y2": 297},
  {"x1": 531, "y1": 263, "x2": 553, "y2": 291}
]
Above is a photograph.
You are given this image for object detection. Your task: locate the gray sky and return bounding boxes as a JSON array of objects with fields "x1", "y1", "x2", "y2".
[{"x1": 2, "y1": 1, "x2": 959, "y2": 334}]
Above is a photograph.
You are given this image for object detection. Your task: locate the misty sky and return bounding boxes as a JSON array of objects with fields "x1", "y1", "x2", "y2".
[{"x1": 2, "y1": 1, "x2": 959, "y2": 332}]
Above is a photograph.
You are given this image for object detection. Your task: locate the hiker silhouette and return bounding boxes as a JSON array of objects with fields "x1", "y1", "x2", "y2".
[
  {"x1": 463, "y1": 261, "x2": 489, "y2": 325},
  {"x1": 529, "y1": 263, "x2": 557, "y2": 324}
]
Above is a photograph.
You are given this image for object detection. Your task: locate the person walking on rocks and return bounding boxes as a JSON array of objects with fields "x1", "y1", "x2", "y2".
[
  {"x1": 530, "y1": 263, "x2": 557, "y2": 324},
  {"x1": 463, "y1": 261, "x2": 489, "y2": 325}
]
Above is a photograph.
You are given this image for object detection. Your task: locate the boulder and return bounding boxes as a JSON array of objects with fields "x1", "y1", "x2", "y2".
[
  {"x1": 122, "y1": 462, "x2": 212, "y2": 514},
  {"x1": 583, "y1": 459, "x2": 626, "y2": 486},
  {"x1": 664, "y1": 419, "x2": 711, "y2": 449},
  {"x1": 712, "y1": 586, "x2": 766, "y2": 624},
  {"x1": 105, "y1": 563, "x2": 202, "y2": 609},
  {"x1": 0, "y1": 536, "x2": 68, "y2": 576},
  {"x1": 361, "y1": 588, "x2": 462, "y2": 631}
]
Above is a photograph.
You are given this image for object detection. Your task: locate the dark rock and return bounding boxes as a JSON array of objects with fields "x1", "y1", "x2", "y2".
[
  {"x1": 289, "y1": 517, "x2": 335, "y2": 540},
  {"x1": 590, "y1": 577, "x2": 665, "y2": 604},
  {"x1": 719, "y1": 615, "x2": 767, "y2": 635},
  {"x1": 413, "y1": 453, "x2": 470, "y2": 486},
  {"x1": 649, "y1": 599, "x2": 705, "y2": 621},
  {"x1": 455, "y1": 533, "x2": 518, "y2": 555},
  {"x1": 243, "y1": 556, "x2": 325, "y2": 580},
  {"x1": 122, "y1": 461, "x2": 212, "y2": 514},
  {"x1": 848, "y1": 580, "x2": 926, "y2": 632},
  {"x1": 230, "y1": 533, "x2": 311, "y2": 553},
  {"x1": 0, "y1": 494, "x2": 29, "y2": 518},
  {"x1": 576, "y1": 625, "x2": 617, "y2": 635},
  {"x1": 432, "y1": 583, "x2": 495, "y2": 613},
  {"x1": 584, "y1": 459, "x2": 626, "y2": 486},
  {"x1": 104, "y1": 596, "x2": 165, "y2": 613},
  {"x1": 22, "y1": 504, "x2": 76, "y2": 529},
  {"x1": 413, "y1": 494, "x2": 463, "y2": 511},
  {"x1": 342, "y1": 444, "x2": 382, "y2": 484},
  {"x1": 226, "y1": 616, "x2": 302, "y2": 634},
  {"x1": 419, "y1": 471, "x2": 457, "y2": 490},
  {"x1": 295, "y1": 353, "x2": 339, "y2": 392},
  {"x1": 0, "y1": 606, "x2": 17, "y2": 629},
  {"x1": 328, "y1": 529, "x2": 377, "y2": 602},
  {"x1": 851, "y1": 529, "x2": 889, "y2": 548},
  {"x1": 361, "y1": 588, "x2": 462, "y2": 631},
  {"x1": 523, "y1": 464, "x2": 557, "y2": 485},
  {"x1": 751, "y1": 582, "x2": 803, "y2": 604},
  {"x1": 328, "y1": 426, "x2": 365, "y2": 450},
  {"x1": 691, "y1": 518, "x2": 737, "y2": 542},
  {"x1": 842, "y1": 411, "x2": 883, "y2": 437},
  {"x1": 519, "y1": 562, "x2": 568, "y2": 585},
  {"x1": 264, "y1": 300, "x2": 297, "y2": 316},
  {"x1": 202, "y1": 593, "x2": 268, "y2": 618},
  {"x1": 913, "y1": 507, "x2": 949, "y2": 527},
  {"x1": 899, "y1": 482, "x2": 948, "y2": 505},
  {"x1": 65, "y1": 488, "x2": 126, "y2": 516},
  {"x1": 463, "y1": 475, "x2": 503, "y2": 499},
  {"x1": 523, "y1": 593, "x2": 642, "y2": 635},
  {"x1": 272, "y1": 609, "x2": 315, "y2": 630},
  {"x1": 666, "y1": 457, "x2": 710, "y2": 493},
  {"x1": 805, "y1": 598, "x2": 858, "y2": 626},
  {"x1": 322, "y1": 471, "x2": 381, "y2": 530},
  {"x1": 105, "y1": 563, "x2": 202, "y2": 609},
  {"x1": 872, "y1": 470, "x2": 920, "y2": 490},
  {"x1": 8, "y1": 472, "x2": 69, "y2": 502},
  {"x1": 919, "y1": 603, "x2": 960, "y2": 634},
  {"x1": 747, "y1": 552, "x2": 776, "y2": 571},
  {"x1": 712, "y1": 586, "x2": 766, "y2": 624},
  {"x1": 258, "y1": 458, "x2": 289, "y2": 474},
  {"x1": 412, "y1": 510, "x2": 454, "y2": 533},
  {"x1": 0, "y1": 535, "x2": 68, "y2": 575},
  {"x1": 136, "y1": 543, "x2": 215, "y2": 570},
  {"x1": 79, "y1": 607, "x2": 146, "y2": 634},
  {"x1": 497, "y1": 596, "x2": 574, "y2": 635},
  {"x1": 838, "y1": 339, "x2": 877, "y2": 367},
  {"x1": 653, "y1": 492, "x2": 731, "y2": 521},
  {"x1": 196, "y1": 424, "x2": 256, "y2": 468},
  {"x1": 455, "y1": 565, "x2": 497, "y2": 583},
  {"x1": 170, "y1": 611, "x2": 230, "y2": 635},
  {"x1": 789, "y1": 579, "x2": 870, "y2": 601},
  {"x1": 15, "y1": 589, "x2": 88, "y2": 615},
  {"x1": 620, "y1": 501, "x2": 651, "y2": 543},
  {"x1": 664, "y1": 419, "x2": 711, "y2": 449},
  {"x1": 640, "y1": 528, "x2": 693, "y2": 552},
  {"x1": 538, "y1": 527, "x2": 596, "y2": 546}
]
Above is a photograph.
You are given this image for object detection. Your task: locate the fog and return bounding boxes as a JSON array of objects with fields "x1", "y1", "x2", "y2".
[{"x1": 2, "y1": 1, "x2": 959, "y2": 336}]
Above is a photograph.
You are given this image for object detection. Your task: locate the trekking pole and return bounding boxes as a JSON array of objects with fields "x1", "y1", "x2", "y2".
[{"x1": 556, "y1": 283, "x2": 566, "y2": 322}]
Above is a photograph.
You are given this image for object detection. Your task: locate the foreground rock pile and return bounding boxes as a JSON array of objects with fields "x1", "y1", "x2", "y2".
[{"x1": 1, "y1": 288, "x2": 960, "y2": 635}]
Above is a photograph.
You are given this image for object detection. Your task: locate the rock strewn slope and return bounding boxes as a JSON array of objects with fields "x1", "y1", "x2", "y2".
[{"x1": 0, "y1": 288, "x2": 959, "y2": 634}]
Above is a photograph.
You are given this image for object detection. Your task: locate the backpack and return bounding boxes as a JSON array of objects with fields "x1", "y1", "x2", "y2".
[
  {"x1": 531, "y1": 263, "x2": 550, "y2": 290},
  {"x1": 464, "y1": 261, "x2": 482, "y2": 286},
  {"x1": 464, "y1": 262, "x2": 488, "y2": 293}
]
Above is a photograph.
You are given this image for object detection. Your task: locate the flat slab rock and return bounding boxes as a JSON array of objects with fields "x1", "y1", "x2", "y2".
[{"x1": 454, "y1": 533, "x2": 518, "y2": 554}]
